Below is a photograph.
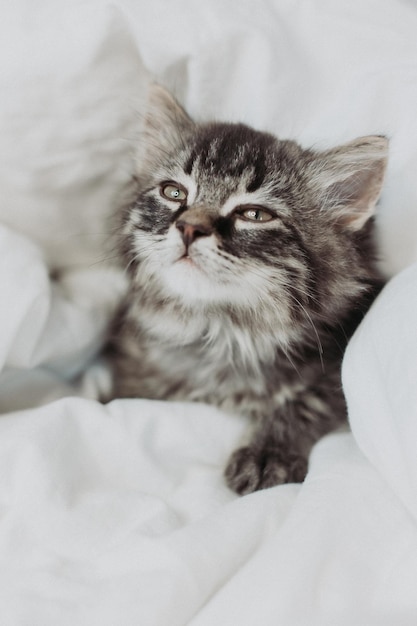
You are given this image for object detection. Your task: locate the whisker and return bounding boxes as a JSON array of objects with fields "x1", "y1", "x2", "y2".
[
  {"x1": 281, "y1": 344, "x2": 303, "y2": 380},
  {"x1": 286, "y1": 293, "x2": 324, "y2": 371},
  {"x1": 86, "y1": 254, "x2": 122, "y2": 269}
]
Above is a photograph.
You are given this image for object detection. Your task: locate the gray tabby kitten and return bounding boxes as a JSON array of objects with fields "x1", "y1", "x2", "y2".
[{"x1": 107, "y1": 84, "x2": 387, "y2": 495}]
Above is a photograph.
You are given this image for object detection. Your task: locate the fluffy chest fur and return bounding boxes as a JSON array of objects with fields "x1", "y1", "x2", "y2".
[{"x1": 116, "y1": 301, "x2": 296, "y2": 403}]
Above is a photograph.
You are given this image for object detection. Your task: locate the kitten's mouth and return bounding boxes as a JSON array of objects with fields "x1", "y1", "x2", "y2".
[
  {"x1": 177, "y1": 256, "x2": 201, "y2": 272},
  {"x1": 178, "y1": 254, "x2": 194, "y2": 264},
  {"x1": 174, "y1": 249, "x2": 207, "y2": 275},
  {"x1": 176, "y1": 245, "x2": 198, "y2": 265}
]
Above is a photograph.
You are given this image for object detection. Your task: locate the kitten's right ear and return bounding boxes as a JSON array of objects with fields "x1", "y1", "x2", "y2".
[
  {"x1": 311, "y1": 135, "x2": 388, "y2": 231},
  {"x1": 138, "y1": 83, "x2": 194, "y2": 168}
]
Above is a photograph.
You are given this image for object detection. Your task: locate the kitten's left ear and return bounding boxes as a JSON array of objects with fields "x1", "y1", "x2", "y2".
[
  {"x1": 139, "y1": 83, "x2": 195, "y2": 167},
  {"x1": 312, "y1": 135, "x2": 388, "y2": 231}
]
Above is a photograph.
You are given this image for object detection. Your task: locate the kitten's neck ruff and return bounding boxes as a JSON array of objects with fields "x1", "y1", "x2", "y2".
[{"x1": 129, "y1": 285, "x2": 308, "y2": 376}]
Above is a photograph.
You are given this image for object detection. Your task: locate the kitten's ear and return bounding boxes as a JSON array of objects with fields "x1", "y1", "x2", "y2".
[
  {"x1": 139, "y1": 83, "x2": 194, "y2": 166},
  {"x1": 312, "y1": 136, "x2": 388, "y2": 231}
]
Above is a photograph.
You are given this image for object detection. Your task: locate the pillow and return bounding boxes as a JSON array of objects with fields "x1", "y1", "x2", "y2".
[{"x1": 0, "y1": 3, "x2": 148, "y2": 270}]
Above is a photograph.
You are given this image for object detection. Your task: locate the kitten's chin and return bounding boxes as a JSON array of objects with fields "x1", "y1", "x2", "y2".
[{"x1": 161, "y1": 258, "x2": 236, "y2": 305}]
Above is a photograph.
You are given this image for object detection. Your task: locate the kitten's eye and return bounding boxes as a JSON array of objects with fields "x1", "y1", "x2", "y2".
[
  {"x1": 160, "y1": 182, "x2": 188, "y2": 202},
  {"x1": 236, "y1": 206, "x2": 274, "y2": 222}
]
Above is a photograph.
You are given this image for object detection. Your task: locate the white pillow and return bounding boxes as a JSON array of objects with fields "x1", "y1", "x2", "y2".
[{"x1": 0, "y1": 2, "x2": 148, "y2": 270}]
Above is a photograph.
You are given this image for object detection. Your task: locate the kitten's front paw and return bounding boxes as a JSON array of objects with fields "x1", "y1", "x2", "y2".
[{"x1": 225, "y1": 446, "x2": 308, "y2": 495}]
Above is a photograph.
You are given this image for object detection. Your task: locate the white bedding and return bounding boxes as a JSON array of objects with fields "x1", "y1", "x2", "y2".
[{"x1": 1, "y1": 0, "x2": 417, "y2": 624}]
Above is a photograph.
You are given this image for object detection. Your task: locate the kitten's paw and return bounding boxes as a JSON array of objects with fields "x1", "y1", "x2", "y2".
[{"x1": 225, "y1": 446, "x2": 308, "y2": 495}]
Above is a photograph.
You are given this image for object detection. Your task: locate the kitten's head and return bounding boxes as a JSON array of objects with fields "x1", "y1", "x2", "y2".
[{"x1": 122, "y1": 84, "x2": 387, "y2": 342}]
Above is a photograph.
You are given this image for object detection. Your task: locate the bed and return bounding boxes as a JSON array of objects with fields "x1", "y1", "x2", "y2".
[{"x1": 1, "y1": 0, "x2": 417, "y2": 624}]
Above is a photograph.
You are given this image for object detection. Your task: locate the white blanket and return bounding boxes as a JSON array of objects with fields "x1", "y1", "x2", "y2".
[{"x1": 1, "y1": 0, "x2": 417, "y2": 624}]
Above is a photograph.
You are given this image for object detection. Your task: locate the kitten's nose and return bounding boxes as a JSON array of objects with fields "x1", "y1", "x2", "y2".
[{"x1": 176, "y1": 217, "x2": 213, "y2": 247}]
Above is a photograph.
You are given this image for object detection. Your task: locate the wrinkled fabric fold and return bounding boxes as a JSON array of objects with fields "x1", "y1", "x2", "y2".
[{"x1": 0, "y1": 0, "x2": 417, "y2": 624}]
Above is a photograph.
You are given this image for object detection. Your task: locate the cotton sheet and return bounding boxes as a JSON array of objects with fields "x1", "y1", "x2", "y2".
[{"x1": 1, "y1": 1, "x2": 417, "y2": 624}]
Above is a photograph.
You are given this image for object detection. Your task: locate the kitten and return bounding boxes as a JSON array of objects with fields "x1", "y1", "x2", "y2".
[{"x1": 107, "y1": 84, "x2": 387, "y2": 495}]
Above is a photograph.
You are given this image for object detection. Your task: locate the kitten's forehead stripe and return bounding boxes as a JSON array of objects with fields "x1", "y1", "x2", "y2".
[
  {"x1": 184, "y1": 149, "x2": 196, "y2": 176},
  {"x1": 188, "y1": 123, "x2": 275, "y2": 182},
  {"x1": 180, "y1": 123, "x2": 310, "y2": 213},
  {"x1": 246, "y1": 162, "x2": 266, "y2": 193}
]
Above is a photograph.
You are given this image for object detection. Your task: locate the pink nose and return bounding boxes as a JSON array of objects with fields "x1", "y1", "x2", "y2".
[{"x1": 176, "y1": 220, "x2": 213, "y2": 247}]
